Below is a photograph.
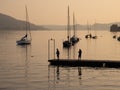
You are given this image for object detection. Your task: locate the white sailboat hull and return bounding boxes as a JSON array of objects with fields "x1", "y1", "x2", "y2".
[
  {"x1": 16, "y1": 6, "x2": 32, "y2": 45},
  {"x1": 16, "y1": 39, "x2": 31, "y2": 45}
]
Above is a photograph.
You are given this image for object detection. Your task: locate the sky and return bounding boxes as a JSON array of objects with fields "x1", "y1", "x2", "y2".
[{"x1": 0, "y1": 0, "x2": 120, "y2": 25}]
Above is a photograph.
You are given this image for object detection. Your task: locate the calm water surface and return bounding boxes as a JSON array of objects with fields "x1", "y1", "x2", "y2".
[{"x1": 0, "y1": 30, "x2": 120, "y2": 90}]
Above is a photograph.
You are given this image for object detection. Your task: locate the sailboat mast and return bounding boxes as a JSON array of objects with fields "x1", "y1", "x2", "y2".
[
  {"x1": 25, "y1": 6, "x2": 28, "y2": 36},
  {"x1": 94, "y1": 21, "x2": 97, "y2": 36},
  {"x1": 25, "y1": 6, "x2": 32, "y2": 41},
  {"x1": 87, "y1": 21, "x2": 90, "y2": 34},
  {"x1": 67, "y1": 6, "x2": 70, "y2": 41},
  {"x1": 73, "y1": 12, "x2": 76, "y2": 36}
]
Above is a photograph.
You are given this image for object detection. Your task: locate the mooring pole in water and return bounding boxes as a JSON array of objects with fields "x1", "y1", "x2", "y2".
[
  {"x1": 48, "y1": 38, "x2": 55, "y2": 60},
  {"x1": 53, "y1": 39, "x2": 55, "y2": 59},
  {"x1": 48, "y1": 40, "x2": 50, "y2": 60}
]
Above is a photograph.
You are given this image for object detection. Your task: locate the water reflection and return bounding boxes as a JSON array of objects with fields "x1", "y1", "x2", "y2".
[
  {"x1": 1, "y1": 30, "x2": 120, "y2": 90},
  {"x1": 48, "y1": 65, "x2": 82, "y2": 90},
  {"x1": 56, "y1": 65, "x2": 60, "y2": 80},
  {"x1": 16, "y1": 45, "x2": 31, "y2": 88},
  {"x1": 78, "y1": 67, "x2": 82, "y2": 78}
]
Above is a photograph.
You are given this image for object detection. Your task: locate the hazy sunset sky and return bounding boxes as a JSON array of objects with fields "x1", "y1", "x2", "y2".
[{"x1": 0, "y1": 0, "x2": 120, "y2": 25}]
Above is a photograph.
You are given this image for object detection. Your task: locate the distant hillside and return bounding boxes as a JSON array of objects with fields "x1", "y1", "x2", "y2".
[
  {"x1": 1, "y1": 13, "x2": 119, "y2": 31},
  {"x1": 43, "y1": 23, "x2": 111, "y2": 30},
  {"x1": 0, "y1": 13, "x2": 46, "y2": 30}
]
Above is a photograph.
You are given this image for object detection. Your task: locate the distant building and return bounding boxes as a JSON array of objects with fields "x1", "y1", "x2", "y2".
[{"x1": 110, "y1": 24, "x2": 120, "y2": 32}]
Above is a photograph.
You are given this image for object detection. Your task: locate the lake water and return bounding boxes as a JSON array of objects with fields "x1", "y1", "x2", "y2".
[{"x1": 0, "y1": 30, "x2": 120, "y2": 90}]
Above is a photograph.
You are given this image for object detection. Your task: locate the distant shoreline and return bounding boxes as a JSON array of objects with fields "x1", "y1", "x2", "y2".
[
  {"x1": 1, "y1": 13, "x2": 120, "y2": 31},
  {"x1": 0, "y1": 29, "x2": 109, "y2": 31}
]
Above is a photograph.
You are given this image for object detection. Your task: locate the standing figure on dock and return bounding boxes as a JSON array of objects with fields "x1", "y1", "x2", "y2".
[
  {"x1": 56, "y1": 48, "x2": 60, "y2": 60},
  {"x1": 78, "y1": 49, "x2": 82, "y2": 60}
]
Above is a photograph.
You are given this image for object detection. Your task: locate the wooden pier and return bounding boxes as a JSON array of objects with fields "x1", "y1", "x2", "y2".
[{"x1": 48, "y1": 59, "x2": 120, "y2": 68}]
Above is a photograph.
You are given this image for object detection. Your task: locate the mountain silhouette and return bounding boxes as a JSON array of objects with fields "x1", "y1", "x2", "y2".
[
  {"x1": 0, "y1": 13, "x2": 46, "y2": 30},
  {"x1": 43, "y1": 23, "x2": 111, "y2": 30}
]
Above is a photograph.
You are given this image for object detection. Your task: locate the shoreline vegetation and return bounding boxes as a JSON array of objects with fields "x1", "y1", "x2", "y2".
[
  {"x1": 0, "y1": 13, "x2": 120, "y2": 31},
  {"x1": 110, "y1": 24, "x2": 120, "y2": 32}
]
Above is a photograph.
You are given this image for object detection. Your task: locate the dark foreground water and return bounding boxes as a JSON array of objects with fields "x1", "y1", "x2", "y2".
[{"x1": 0, "y1": 30, "x2": 120, "y2": 90}]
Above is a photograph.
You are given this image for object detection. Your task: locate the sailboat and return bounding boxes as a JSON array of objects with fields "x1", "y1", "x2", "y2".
[
  {"x1": 117, "y1": 35, "x2": 120, "y2": 41},
  {"x1": 92, "y1": 23, "x2": 97, "y2": 39},
  {"x1": 16, "y1": 6, "x2": 32, "y2": 45},
  {"x1": 70, "y1": 13, "x2": 79, "y2": 45},
  {"x1": 92, "y1": 35, "x2": 97, "y2": 39},
  {"x1": 63, "y1": 6, "x2": 72, "y2": 48},
  {"x1": 113, "y1": 35, "x2": 117, "y2": 39},
  {"x1": 85, "y1": 22, "x2": 92, "y2": 39},
  {"x1": 113, "y1": 32, "x2": 117, "y2": 39}
]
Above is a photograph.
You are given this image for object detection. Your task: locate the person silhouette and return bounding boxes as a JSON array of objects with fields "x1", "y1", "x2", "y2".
[
  {"x1": 78, "y1": 49, "x2": 82, "y2": 60},
  {"x1": 56, "y1": 48, "x2": 60, "y2": 60}
]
